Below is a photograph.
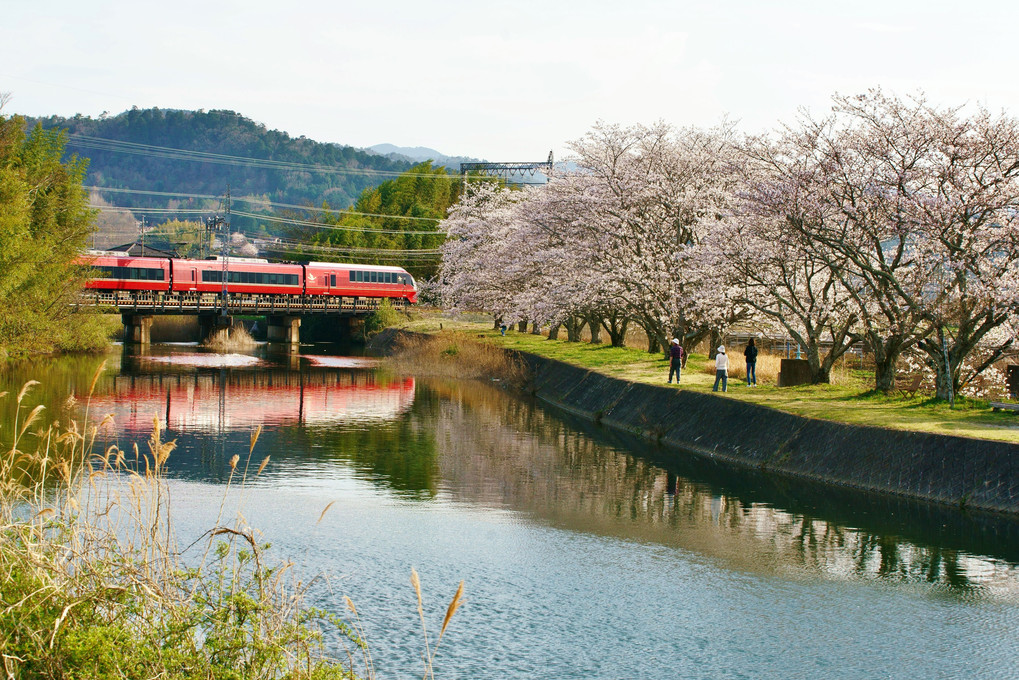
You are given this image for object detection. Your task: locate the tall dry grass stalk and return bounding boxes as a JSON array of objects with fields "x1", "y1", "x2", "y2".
[
  {"x1": 410, "y1": 567, "x2": 466, "y2": 680},
  {"x1": 387, "y1": 331, "x2": 528, "y2": 386}
]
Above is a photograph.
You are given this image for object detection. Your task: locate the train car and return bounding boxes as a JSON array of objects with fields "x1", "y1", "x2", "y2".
[
  {"x1": 304, "y1": 262, "x2": 417, "y2": 303},
  {"x1": 77, "y1": 252, "x2": 172, "y2": 293},
  {"x1": 170, "y1": 257, "x2": 304, "y2": 296},
  {"x1": 78, "y1": 253, "x2": 418, "y2": 306}
]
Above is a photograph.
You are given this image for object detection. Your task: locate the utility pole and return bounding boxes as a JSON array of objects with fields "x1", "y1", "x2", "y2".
[
  {"x1": 204, "y1": 216, "x2": 223, "y2": 260},
  {"x1": 220, "y1": 187, "x2": 231, "y2": 318}
]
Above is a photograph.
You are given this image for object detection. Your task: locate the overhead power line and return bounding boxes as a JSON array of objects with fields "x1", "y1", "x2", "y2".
[
  {"x1": 66, "y1": 134, "x2": 550, "y2": 185},
  {"x1": 230, "y1": 209, "x2": 443, "y2": 235},
  {"x1": 251, "y1": 234, "x2": 442, "y2": 260},
  {"x1": 66, "y1": 134, "x2": 446, "y2": 180},
  {"x1": 84, "y1": 185, "x2": 442, "y2": 223},
  {"x1": 88, "y1": 203, "x2": 446, "y2": 238},
  {"x1": 88, "y1": 205, "x2": 211, "y2": 215}
]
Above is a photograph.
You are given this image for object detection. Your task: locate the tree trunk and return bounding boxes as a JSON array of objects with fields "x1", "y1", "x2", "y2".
[
  {"x1": 637, "y1": 320, "x2": 661, "y2": 353},
  {"x1": 564, "y1": 316, "x2": 585, "y2": 342},
  {"x1": 518, "y1": 320, "x2": 527, "y2": 333},
  {"x1": 547, "y1": 324, "x2": 561, "y2": 340},
  {"x1": 586, "y1": 315, "x2": 603, "y2": 344},
  {"x1": 531, "y1": 322, "x2": 542, "y2": 335},
  {"x1": 603, "y1": 316, "x2": 629, "y2": 347},
  {"x1": 708, "y1": 329, "x2": 723, "y2": 359},
  {"x1": 493, "y1": 315, "x2": 502, "y2": 331},
  {"x1": 646, "y1": 333, "x2": 660, "y2": 354},
  {"x1": 870, "y1": 335, "x2": 901, "y2": 393},
  {"x1": 917, "y1": 332, "x2": 962, "y2": 402},
  {"x1": 657, "y1": 332, "x2": 672, "y2": 360}
]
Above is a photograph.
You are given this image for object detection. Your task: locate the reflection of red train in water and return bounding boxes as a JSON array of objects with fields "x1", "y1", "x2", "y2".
[
  {"x1": 77, "y1": 253, "x2": 418, "y2": 310},
  {"x1": 90, "y1": 371, "x2": 416, "y2": 435}
]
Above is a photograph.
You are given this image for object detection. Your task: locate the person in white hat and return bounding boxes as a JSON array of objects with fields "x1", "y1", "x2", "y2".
[
  {"x1": 712, "y1": 345, "x2": 728, "y2": 392},
  {"x1": 668, "y1": 338, "x2": 684, "y2": 383}
]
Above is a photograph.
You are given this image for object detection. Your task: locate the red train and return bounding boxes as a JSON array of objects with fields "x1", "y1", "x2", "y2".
[{"x1": 78, "y1": 253, "x2": 418, "y2": 306}]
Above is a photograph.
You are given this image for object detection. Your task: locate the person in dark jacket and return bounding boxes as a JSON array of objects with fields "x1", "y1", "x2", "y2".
[
  {"x1": 668, "y1": 338, "x2": 684, "y2": 383},
  {"x1": 744, "y1": 337, "x2": 758, "y2": 386}
]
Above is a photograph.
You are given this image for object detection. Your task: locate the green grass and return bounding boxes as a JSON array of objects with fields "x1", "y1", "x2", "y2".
[{"x1": 400, "y1": 309, "x2": 1019, "y2": 444}]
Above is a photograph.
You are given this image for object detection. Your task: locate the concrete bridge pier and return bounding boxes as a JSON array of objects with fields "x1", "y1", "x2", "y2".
[
  {"x1": 122, "y1": 313, "x2": 154, "y2": 345},
  {"x1": 267, "y1": 315, "x2": 301, "y2": 348}
]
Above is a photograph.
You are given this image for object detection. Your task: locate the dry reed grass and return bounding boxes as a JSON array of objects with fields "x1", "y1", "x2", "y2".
[
  {"x1": 387, "y1": 331, "x2": 529, "y2": 386},
  {"x1": 202, "y1": 324, "x2": 257, "y2": 351},
  {"x1": 699, "y1": 351, "x2": 859, "y2": 386},
  {"x1": 701, "y1": 352, "x2": 783, "y2": 384},
  {"x1": 0, "y1": 364, "x2": 465, "y2": 679}
]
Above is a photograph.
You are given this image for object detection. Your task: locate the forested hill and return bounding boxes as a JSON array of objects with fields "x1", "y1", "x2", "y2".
[{"x1": 27, "y1": 108, "x2": 415, "y2": 214}]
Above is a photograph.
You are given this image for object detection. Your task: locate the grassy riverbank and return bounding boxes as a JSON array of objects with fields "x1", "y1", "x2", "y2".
[{"x1": 395, "y1": 309, "x2": 1019, "y2": 445}]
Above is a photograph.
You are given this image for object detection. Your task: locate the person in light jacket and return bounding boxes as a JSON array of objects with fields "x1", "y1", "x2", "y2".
[{"x1": 713, "y1": 345, "x2": 728, "y2": 392}]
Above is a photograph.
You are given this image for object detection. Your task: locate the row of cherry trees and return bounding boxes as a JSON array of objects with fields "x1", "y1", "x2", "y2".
[{"x1": 437, "y1": 91, "x2": 1019, "y2": 398}]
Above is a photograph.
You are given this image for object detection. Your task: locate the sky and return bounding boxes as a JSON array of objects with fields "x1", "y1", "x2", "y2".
[{"x1": 3, "y1": 0, "x2": 1018, "y2": 162}]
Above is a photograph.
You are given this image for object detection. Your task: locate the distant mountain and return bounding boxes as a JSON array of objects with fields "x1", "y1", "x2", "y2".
[
  {"x1": 367, "y1": 143, "x2": 481, "y2": 171},
  {"x1": 368, "y1": 143, "x2": 446, "y2": 161},
  {"x1": 26, "y1": 108, "x2": 415, "y2": 230}
]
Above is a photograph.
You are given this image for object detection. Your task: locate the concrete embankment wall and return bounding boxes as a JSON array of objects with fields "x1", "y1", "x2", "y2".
[
  {"x1": 514, "y1": 351, "x2": 1019, "y2": 515},
  {"x1": 372, "y1": 329, "x2": 1019, "y2": 515}
]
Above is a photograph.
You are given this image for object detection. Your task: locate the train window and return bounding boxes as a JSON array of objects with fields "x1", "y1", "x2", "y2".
[
  {"x1": 92, "y1": 266, "x2": 166, "y2": 281},
  {"x1": 331, "y1": 274, "x2": 336, "y2": 287}
]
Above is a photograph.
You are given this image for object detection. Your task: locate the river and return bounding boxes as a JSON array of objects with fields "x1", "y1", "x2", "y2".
[{"x1": 3, "y1": 343, "x2": 1018, "y2": 679}]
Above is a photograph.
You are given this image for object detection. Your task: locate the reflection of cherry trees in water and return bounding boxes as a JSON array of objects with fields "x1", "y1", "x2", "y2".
[{"x1": 421, "y1": 379, "x2": 1019, "y2": 596}]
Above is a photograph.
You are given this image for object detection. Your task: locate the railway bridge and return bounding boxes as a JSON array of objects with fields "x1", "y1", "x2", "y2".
[{"x1": 79, "y1": 289, "x2": 402, "y2": 347}]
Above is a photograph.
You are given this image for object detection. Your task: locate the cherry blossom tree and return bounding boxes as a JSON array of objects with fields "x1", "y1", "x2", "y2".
[
  {"x1": 756, "y1": 90, "x2": 1019, "y2": 395},
  {"x1": 437, "y1": 182, "x2": 529, "y2": 324},
  {"x1": 553, "y1": 121, "x2": 745, "y2": 356},
  {"x1": 709, "y1": 184, "x2": 861, "y2": 383}
]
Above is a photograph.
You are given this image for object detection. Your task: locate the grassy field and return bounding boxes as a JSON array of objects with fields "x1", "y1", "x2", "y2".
[{"x1": 397, "y1": 309, "x2": 1019, "y2": 445}]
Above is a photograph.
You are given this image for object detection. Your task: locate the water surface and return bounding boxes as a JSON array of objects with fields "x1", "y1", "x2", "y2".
[{"x1": 3, "y1": 344, "x2": 1018, "y2": 679}]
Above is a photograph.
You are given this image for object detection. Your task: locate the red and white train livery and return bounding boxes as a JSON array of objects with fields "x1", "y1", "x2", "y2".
[{"x1": 78, "y1": 253, "x2": 418, "y2": 306}]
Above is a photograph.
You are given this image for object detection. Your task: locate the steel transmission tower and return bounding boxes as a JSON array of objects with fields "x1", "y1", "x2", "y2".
[{"x1": 459, "y1": 151, "x2": 554, "y2": 182}]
